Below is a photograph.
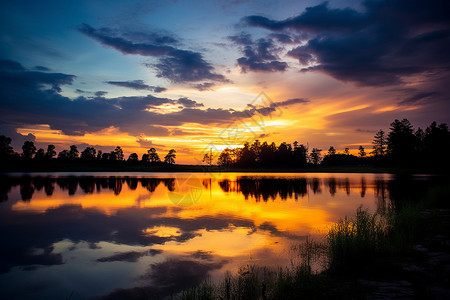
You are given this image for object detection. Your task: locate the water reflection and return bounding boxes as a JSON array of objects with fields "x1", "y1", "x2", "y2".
[
  {"x1": 0, "y1": 173, "x2": 436, "y2": 300},
  {"x1": 0, "y1": 175, "x2": 381, "y2": 203}
]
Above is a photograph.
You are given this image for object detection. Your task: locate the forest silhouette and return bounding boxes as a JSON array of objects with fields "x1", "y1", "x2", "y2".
[{"x1": 1, "y1": 119, "x2": 449, "y2": 171}]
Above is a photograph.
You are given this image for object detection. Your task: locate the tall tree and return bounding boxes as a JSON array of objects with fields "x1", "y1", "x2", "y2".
[
  {"x1": 358, "y1": 146, "x2": 366, "y2": 157},
  {"x1": 328, "y1": 146, "x2": 336, "y2": 156},
  {"x1": 309, "y1": 148, "x2": 322, "y2": 165},
  {"x1": 68, "y1": 145, "x2": 79, "y2": 159},
  {"x1": 22, "y1": 141, "x2": 36, "y2": 159},
  {"x1": 141, "y1": 153, "x2": 150, "y2": 163},
  {"x1": 387, "y1": 119, "x2": 416, "y2": 163},
  {"x1": 35, "y1": 148, "x2": 45, "y2": 160},
  {"x1": 164, "y1": 149, "x2": 176, "y2": 165},
  {"x1": 0, "y1": 135, "x2": 14, "y2": 159},
  {"x1": 372, "y1": 130, "x2": 387, "y2": 156},
  {"x1": 45, "y1": 144, "x2": 56, "y2": 159},
  {"x1": 423, "y1": 121, "x2": 450, "y2": 166},
  {"x1": 127, "y1": 153, "x2": 138, "y2": 162},
  {"x1": 80, "y1": 147, "x2": 96, "y2": 160},
  {"x1": 58, "y1": 150, "x2": 70, "y2": 160},
  {"x1": 148, "y1": 148, "x2": 160, "y2": 163},
  {"x1": 293, "y1": 143, "x2": 308, "y2": 166},
  {"x1": 112, "y1": 146, "x2": 124, "y2": 161},
  {"x1": 202, "y1": 149, "x2": 214, "y2": 166},
  {"x1": 217, "y1": 148, "x2": 235, "y2": 167}
]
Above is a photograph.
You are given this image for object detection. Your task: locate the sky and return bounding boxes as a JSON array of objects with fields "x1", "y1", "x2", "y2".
[{"x1": 1, "y1": 0, "x2": 449, "y2": 163}]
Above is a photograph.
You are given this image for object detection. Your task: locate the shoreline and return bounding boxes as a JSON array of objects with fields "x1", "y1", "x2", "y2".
[{"x1": 1, "y1": 161, "x2": 446, "y2": 175}]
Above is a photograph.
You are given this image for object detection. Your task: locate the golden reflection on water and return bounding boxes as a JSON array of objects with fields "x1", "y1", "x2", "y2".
[
  {"x1": 0, "y1": 173, "x2": 392, "y2": 299},
  {"x1": 9, "y1": 173, "x2": 390, "y2": 257}
]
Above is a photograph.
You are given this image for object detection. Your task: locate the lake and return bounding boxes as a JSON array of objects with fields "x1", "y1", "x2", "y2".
[{"x1": 0, "y1": 172, "x2": 431, "y2": 299}]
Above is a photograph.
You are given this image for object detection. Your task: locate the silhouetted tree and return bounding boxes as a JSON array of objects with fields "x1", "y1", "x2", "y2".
[
  {"x1": 110, "y1": 146, "x2": 124, "y2": 161},
  {"x1": 236, "y1": 142, "x2": 256, "y2": 167},
  {"x1": 217, "y1": 148, "x2": 235, "y2": 167},
  {"x1": 96, "y1": 150, "x2": 103, "y2": 160},
  {"x1": 164, "y1": 149, "x2": 176, "y2": 164},
  {"x1": 259, "y1": 141, "x2": 277, "y2": 167},
  {"x1": 0, "y1": 135, "x2": 14, "y2": 159},
  {"x1": 80, "y1": 147, "x2": 96, "y2": 160},
  {"x1": 45, "y1": 144, "x2": 56, "y2": 159},
  {"x1": 128, "y1": 153, "x2": 138, "y2": 162},
  {"x1": 101, "y1": 152, "x2": 110, "y2": 161},
  {"x1": 358, "y1": 146, "x2": 366, "y2": 157},
  {"x1": 310, "y1": 148, "x2": 322, "y2": 165},
  {"x1": 202, "y1": 149, "x2": 214, "y2": 166},
  {"x1": 141, "y1": 153, "x2": 150, "y2": 163},
  {"x1": 387, "y1": 119, "x2": 416, "y2": 164},
  {"x1": 68, "y1": 145, "x2": 79, "y2": 160},
  {"x1": 58, "y1": 150, "x2": 70, "y2": 160},
  {"x1": 372, "y1": 129, "x2": 387, "y2": 156},
  {"x1": 423, "y1": 121, "x2": 450, "y2": 167},
  {"x1": 22, "y1": 141, "x2": 36, "y2": 159},
  {"x1": 148, "y1": 148, "x2": 160, "y2": 163},
  {"x1": 34, "y1": 148, "x2": 45, "y2": 160},
  {"x1": 344, "y1": 147, "x2": 350, "y2": 155},
  {"x1": 293, "y1": 143, "x2": 308, "y2": 167},
  {"x1": 328, "y1": 146, "x2": 336, "y2": 156}
]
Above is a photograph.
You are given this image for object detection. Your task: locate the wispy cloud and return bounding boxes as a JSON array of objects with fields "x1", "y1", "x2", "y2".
[{"x1": 106, "y1": 80, "x2": 167, "y2": 93}]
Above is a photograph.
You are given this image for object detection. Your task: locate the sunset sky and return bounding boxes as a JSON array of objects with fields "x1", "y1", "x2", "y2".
[{"x1": 1, "y1": 0, "x2": 449, "y2": 163}]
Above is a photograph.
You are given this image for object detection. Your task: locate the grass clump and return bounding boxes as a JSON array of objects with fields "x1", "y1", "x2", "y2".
[{"x1": 327, "y1": 206, "x2": 390, "y2": 273}]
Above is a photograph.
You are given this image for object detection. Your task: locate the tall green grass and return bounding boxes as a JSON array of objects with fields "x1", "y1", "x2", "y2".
[{"x1": 327, "y1": 207, "x2": 388, "y2": 273}]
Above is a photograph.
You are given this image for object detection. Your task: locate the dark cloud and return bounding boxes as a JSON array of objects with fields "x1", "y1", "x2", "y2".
[
  {"x1": 268, "y1": 33, "x2": 296, "y2": 44},
  {"x1": 245, "y1": 97, "x2": 308, "y2": 117},
  {"x1": 229, "y1": 33, "x2": 288, "y2": 72},
  {"x1": 79, "y1": 24, "x2": 228, "y2": 83},
  {"x1": 106, "y1": 80, "x2": 166, "y2": 93},
  {"x1": 244, "y1": 0, "x2": 450, "y2": 87},
  {"x1": 177, "y1": 97, "x2": 204, "y2": 108},
  {"x1": 34, "y1": 66, "x2": 51, "y2": 71},
  {"x1": 97, "y1": 249, "x2": 162, "y2": 263},
  {"x1": 244, "y1": 2, "x2": 366, "y2": 33},
  {"x1": 355, "y1": 128, "x2": 377, "y2": 133},
  {"x1": 274, "y1": 98, "x2": 309, "y2": 106},
  {"x1": 0, "y1": 59, "x2": 25, "y2": 71},
  {"x1": 136, "y1": 138, "x2": 165, "y2": 149},
  {"x1": 150, "y1": 51, "x2": 228, "y2": 83},
  {"x1": 95, "y1": 91, "x2": 108, "y2": 97},
  {"x1": 228, "y1": 32, "x2": 252, "y2": 45},
  {"x1": 194, "y1": 82, "x2": 215, "y2": 91},
  {"x1": 0, "y1": 59, "x2": 75, "y2": 93},
  {"x1": 399, "y1": 92, "x2": 439, "y2": 105},
  {"x1": 152, "y1": 86, "x2": 167, "y2": 93},
  {"x1": 191, "y1": 250, "x2": 214, "y2": 261},
  {"x1": 75, "y1": 89, "x2": 88, "y2": 94}
]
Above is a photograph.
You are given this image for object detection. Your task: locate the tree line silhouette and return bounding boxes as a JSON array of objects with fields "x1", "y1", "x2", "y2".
[
  {"x1": 215, "y1": 119, "x2": 450, "y2": 170},
  {"x1": 1, "y1": 118, "x2": 449, "y2": 170},
  {"x1": 0, "y1": 137, "x2": 177, "y2": 166}
]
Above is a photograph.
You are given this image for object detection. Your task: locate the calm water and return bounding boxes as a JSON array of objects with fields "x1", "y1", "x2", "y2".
[{"x1": 0, "y1": 172, "x2": 428, "y2": 299}]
